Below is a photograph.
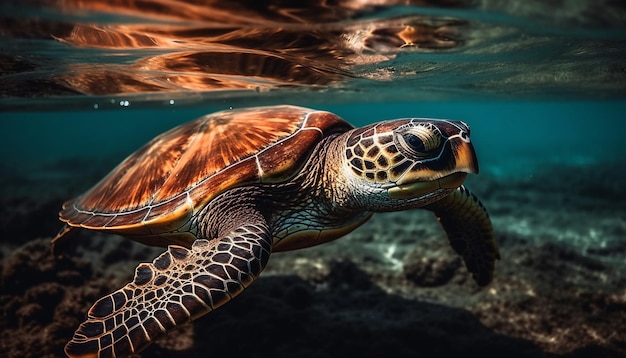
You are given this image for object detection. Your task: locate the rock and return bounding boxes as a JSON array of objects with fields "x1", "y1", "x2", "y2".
[{"x1": 403, "y1": 245, "x2": 462, "y2": 287}]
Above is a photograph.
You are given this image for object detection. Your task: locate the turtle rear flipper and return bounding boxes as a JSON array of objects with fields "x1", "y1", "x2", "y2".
[
  {"x1": 425, "y1": 185, "x2": 499, "y2": 286},
  {"x1": 65, "y1": 220, "x2": 272, "y2": 358},
  {"x1": 50, "y1": 224, "x2": 79, "y2": 256}
]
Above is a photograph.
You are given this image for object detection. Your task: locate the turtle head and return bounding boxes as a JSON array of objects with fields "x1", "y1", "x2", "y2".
[{"x1": 340, "y1": 118, "x2": 478, "y2": 210}]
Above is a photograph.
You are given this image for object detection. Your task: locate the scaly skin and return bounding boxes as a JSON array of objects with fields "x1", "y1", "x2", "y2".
[
  {"x1": 65, "y1": 208, "x2": 272, "y2": 357},
  {"x1": 425, "y1": 185, "x2": 499, "y2": 286},
  {"x1": 57, "y1": 107, "x2": 498, "y2": 358}
]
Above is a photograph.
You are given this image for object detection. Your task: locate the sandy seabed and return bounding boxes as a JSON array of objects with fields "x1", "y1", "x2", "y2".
[{"x1": 1, "y1": 159, "x2": 624, "y2": 358}]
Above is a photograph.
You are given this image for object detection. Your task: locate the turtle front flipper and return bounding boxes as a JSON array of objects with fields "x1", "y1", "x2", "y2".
[
  {"x1": 424, "y1": 185, "x2": 500, "y2": 286},
  {"x1": 65, "y1": 223, "x2": 272, "y2": 358}
]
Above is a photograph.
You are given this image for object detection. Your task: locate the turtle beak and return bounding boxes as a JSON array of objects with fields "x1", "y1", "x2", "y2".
[{"x1": 454, "y1": 137, "x2": 479, "y2": 175}]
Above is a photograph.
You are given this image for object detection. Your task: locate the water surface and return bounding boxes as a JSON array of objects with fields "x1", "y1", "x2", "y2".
[{"x1": 1, "y1": 0, "x2": 625, "y2": 110}]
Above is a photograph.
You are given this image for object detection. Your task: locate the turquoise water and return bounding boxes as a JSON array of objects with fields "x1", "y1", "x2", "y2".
[
  {"x1": 2, "y1": 101, "x2": 625, "y2": 192},
  {"x1": 2, "y1": 1, "x2": 625, "y2": 162}
]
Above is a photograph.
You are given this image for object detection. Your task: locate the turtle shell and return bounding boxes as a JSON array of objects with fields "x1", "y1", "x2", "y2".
[{"x1": 58, "y1": 105, "x2": 353, "y2": 247}]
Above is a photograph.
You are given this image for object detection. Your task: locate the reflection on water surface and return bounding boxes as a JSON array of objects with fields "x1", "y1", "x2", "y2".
[{"x1": 1, "y1": 0, "x2": 625, "y2": 108}]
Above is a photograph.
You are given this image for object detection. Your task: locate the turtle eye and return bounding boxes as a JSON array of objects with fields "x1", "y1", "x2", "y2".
[
  {"x1": 395, "y1": 124, "x2": 442, "y2": 158},
  {"x1": 402, "y1": 133, "x2": 427, "y2": 152}
]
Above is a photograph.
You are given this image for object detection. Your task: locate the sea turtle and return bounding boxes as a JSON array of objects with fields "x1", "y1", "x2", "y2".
[{"x1": 52, "y1": 105, "x2": 499, "y2": 357}]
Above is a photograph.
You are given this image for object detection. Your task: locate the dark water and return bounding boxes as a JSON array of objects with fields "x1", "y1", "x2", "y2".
[{"x1": 1, "y1": 1, "x2": 626, "y2": 358}]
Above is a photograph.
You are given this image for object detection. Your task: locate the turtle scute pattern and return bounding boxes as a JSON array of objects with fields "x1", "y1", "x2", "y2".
[
  {"x1": 56, "y1": 106, "x2": 353, "y2": 242},
  {"x1": 74, "y1": 107, "x2": 305, "y2": 214},
  {"x1": 65, "y1": 224, "x2": 272, "y2": 358}
]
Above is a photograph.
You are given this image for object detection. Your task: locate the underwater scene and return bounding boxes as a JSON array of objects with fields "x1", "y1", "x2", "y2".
[{"x1": 1, "y1": 1, "x2": 625, "y2": 357}]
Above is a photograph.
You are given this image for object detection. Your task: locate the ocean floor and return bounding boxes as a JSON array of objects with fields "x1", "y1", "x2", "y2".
[{"x1": 0, "y1": 158, "x2": 624, "y2": 358}]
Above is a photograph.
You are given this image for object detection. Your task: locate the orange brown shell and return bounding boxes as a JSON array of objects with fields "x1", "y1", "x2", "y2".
[{"x1": 58, "y1": 105, "x2": 353, "y2": 246}]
